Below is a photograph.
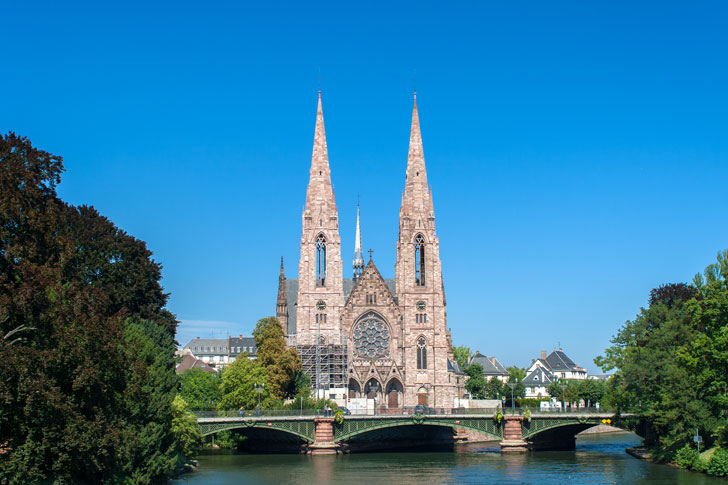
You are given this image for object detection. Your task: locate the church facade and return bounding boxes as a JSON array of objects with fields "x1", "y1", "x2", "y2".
[{"x1": 276, "y1": 92, "x2": 464, "y2": 410}]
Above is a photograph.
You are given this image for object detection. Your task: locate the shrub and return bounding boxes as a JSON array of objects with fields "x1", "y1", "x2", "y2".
[
  {"x1": 707, "y1": 448, "x2": 728, "y2": 477},
  {"x1": 674, "y1": 444, "x2": 700, "y2": 470}
]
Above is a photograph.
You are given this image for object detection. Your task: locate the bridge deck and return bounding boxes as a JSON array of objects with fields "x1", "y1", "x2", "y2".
[{"x1": 197, "y1": 412, "x2": 624, "y2": 424}]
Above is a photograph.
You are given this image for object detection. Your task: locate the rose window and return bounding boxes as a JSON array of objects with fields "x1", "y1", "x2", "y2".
[{"x1": 352, "y1": 314, "x2": 390, "y2": 359}]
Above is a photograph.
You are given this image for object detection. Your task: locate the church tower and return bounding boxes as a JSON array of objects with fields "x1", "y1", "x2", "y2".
[
  {"x1": 352, "y1": 203, "x2": 365, "y2": 282},
  {"x1": 296, "y1": 92, "x2": 345, "y2": 336},
  {"x1": 276, "y1": 257, "x2": 288, "y2": 333},
  {"x1": 394, "y1": 92, "x2": 454, "y2": 408}
]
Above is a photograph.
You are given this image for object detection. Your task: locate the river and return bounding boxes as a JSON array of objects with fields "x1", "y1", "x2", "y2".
[{"x1": 174, "y1": 432, "x2": 722, "y2": 484}]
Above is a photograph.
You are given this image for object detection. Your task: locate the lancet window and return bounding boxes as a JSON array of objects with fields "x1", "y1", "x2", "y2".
[
  {"x1": 316, "y1": 234, "x2": 327, "y2": 287},
  {"x1": 414, "y1": 234, "x2": 426, "y2": 286},
  {"x1": 416, "y1": 336, "x2": 427, "y2": 369}
]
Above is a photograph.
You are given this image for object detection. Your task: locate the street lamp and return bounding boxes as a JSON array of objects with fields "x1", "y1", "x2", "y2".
[
  {"x1": 369, "y1": 382, "x2": 379, "y2": 416},
  {"x1": 508, "y1": 381, "x2": 518, "y2": 413},
  {"x1": 254, "y1": 383, "x2": 265, "y2": 414},
  {"x1": 559, "y1": 381, "x2": 567, "y2": 413}
]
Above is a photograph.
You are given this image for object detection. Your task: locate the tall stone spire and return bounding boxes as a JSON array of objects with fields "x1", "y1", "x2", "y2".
[
  {"x1": 296, "y1": 91, "x2": 344, "y2": 336},
  {"x1": 305, "y1": 91, "x2": 335, "y2": 211},
  {"x1": 276, "y1": 257, "x2": 288, "y2": 334},
  {"x1": 401, "y1": 92, "x2": 431, "y2": 216},
  {"x1": 353, "y1": 203, "x2": 364, "y2": 281}
]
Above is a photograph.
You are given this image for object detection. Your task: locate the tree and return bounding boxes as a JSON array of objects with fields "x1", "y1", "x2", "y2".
[
  {"x1": 506, "y1": 366, "x2": 526, "y2": 405},
  {"x1": 595, "y1": 256, "x2": 728, "y2": 459},
  {"x1": 483, "y1": 377, "x2": 507, "y2": 400},
  {"x1": 170, "y1": 396, "x2": 202, "y2": 464},
  {"x1": 180, "y1": 368, "x2": 222, "y2": 409},
  {"x1": 218, "y1": 357, "x2": 270, "y2": 410},
  {"x1": 465, "y1": 363, "x2": 488, "y2": 399},
  {"x1": 0, "y1": 133, "x2": 181, "y2": 483},
  {"x1": 452, "y1": 345, "x2": 472, "y2": 370},
  {"x1": 253, "y1": 316, "x2": 301, "y2": 400}
]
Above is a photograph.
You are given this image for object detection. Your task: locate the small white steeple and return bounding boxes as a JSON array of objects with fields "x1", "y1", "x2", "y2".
[{"x1": 353, "y1": 203, "x2": 365, "y2": 281}]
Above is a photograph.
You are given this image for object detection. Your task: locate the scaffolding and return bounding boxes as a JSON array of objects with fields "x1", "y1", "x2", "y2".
[{"x1": 287, "y1": 333, "x2": 348, "y2": 398}]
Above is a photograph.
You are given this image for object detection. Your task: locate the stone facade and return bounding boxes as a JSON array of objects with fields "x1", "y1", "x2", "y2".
[{"x1": 276, "y1": 92, "x2": 463, "y2": 409}]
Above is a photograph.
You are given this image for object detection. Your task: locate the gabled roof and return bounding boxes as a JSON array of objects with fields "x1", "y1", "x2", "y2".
[
  {"x1": 469, "y1": 352, "x2": 509, "y2": 376},
  {"x1": 523, "y1": 366, "x2": 553, "y2": 387},
  {"x1": 543, "y1": 350, "x2": 582, "y2": 372},
  {"x1": 284, "y1": 277, "x2": 397, "y2": 335},
  {"x1": 176, "y1": 353, "x2": 217, "y2": 374}
]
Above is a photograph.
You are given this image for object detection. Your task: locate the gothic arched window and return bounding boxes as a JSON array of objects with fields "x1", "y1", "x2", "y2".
[
  {"x1": 316, "y1": 234, "x2": 327, "y2": 287},
  {"x1": 414, "y1": 233, "x2": 426, "y2": 287},
  {"x1": 416, "y1": 336, "x2": 427, "y2": 369}
]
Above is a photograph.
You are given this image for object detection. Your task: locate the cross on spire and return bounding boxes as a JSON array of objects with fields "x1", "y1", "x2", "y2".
[{"x1": 368, "y1": 248, "x2": 374, "y2": 260}]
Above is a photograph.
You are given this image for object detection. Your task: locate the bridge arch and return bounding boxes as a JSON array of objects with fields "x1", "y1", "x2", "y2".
[
  {"x1": 333, "y1": 416, "x2": 503, "y2": 443},
  {"x1": 199, "y1": 419, "x2": 316, "y2": 443}
]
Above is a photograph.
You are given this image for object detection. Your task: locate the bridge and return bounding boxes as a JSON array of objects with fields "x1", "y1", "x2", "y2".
[{"x1": 196, "y1": 411, "x2": 634, "y2": 454}]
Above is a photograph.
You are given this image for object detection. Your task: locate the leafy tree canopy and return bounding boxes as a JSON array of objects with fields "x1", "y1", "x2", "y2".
[
  {"x1": 0, "y1": 133, "x2": 181, "y2": 483},
  {"x1": 596, "y1": 250, "x2": 728, "y2": 459},
  {"x1": 452, "y1": 345, "x2": 472, "y2": 370},
  {"x1": 218, "y1": 357, "x2": 270, "y2": 410},
  {"x1": 180, "y1": 368, "x2": 222, "y2": 410}
]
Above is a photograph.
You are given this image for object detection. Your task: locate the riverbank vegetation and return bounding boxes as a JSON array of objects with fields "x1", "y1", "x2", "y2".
[
  {"x1": 0, "y1": 133, "x2": 194, "y2": 483},
  {"x1": 596, "y1": 251, "x2": 728, "y2": 477}
]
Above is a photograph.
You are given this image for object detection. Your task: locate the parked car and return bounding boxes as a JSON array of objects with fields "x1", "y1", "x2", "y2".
[{"x1": 339, "y1": 407, "x2": 351, "y2": 415}]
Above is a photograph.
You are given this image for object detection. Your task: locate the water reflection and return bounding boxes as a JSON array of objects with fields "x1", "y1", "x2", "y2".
[{"x1": 175, "y1": 432, "x2": 726, "y2": 484}]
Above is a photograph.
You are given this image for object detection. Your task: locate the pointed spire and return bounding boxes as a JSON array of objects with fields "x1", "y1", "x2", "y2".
[
  {"x1": 277, "y1": 257, "x2": 287, "y2": 304},
  {"x1": 353, "y1": 203, "x2": 364, "y2": 280},
  {"x1": 276, "y1": 257, "x2": 288, "y2": 333},
  {"x1": 305, "y1": 92, "x2": 335, "y2": 210},
  {"x1": 402, "y1": 91, "x2": 430, "y2": 213}
]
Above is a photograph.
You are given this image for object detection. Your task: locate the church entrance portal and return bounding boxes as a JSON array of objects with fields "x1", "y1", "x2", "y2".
[
  {"x1": 386, "y1": 379, "x2": 403, "y2": 408},
  {"x1": 348, "y1": 379, "x2": 361, "y2": 399},
  {"x1": 417, "y1": 388, "x2": 428, "y2": 406},
  {"x1": 364, "y1": 379, "x2": 381, "y2": 400}
]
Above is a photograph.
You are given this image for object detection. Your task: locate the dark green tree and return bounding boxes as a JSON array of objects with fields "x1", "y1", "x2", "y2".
[
  {"x1": 0, "y1": 133, "x2": 181, "y2": 483},
  {"x1": 595, "y1": 277, "x2": 720, "y2": 459},
  {"x1": 464, "y1": 363, "x2": 488, "y2": 399}
]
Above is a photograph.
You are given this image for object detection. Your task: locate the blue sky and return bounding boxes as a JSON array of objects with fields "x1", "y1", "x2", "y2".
[{"x1": 3, "y1": 1, "x2": 727, "y2": 371}]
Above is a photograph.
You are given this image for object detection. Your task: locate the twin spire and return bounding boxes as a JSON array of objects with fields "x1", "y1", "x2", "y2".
[
  {"x1": 305, "y1": 92, "x2": 335, "y2": 211},
  {"x1": 305, "y1": 91, "x2": 429, "y2": 278}
]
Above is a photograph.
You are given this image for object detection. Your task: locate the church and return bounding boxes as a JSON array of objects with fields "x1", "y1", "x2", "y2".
[{"x1": 275, "y1": 92, "x2": 464, "y2": 410}]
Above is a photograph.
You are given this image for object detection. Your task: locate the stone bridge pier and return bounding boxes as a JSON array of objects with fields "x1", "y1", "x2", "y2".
[
  {"x1": 500, "y1": 416, "x2": 528, "y2": 452},
  {"x1": 308, "y1": 417, "x2": 340, "y2": 454}
]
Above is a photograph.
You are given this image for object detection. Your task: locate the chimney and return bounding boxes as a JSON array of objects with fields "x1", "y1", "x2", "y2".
[
  {"x1": 196, "y1": 337, "x2": 200, "y2": 340},
  {"x1": 490, "y1": 357, "x2": 496, "y2": 365},
  {"x1": 239, "y1": 335, "x2": 242, "y2": 339},
  {"x1": 541, "y1": 350, "x2": 546, "y2": 359}
]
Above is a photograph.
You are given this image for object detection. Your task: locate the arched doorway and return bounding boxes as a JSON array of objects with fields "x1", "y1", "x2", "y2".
[
  {"x1": 417, "y1": 386, "x2": 429, "y2": 406},
  {"x1": 348, "y1": 379, "x2": 361, "y2": 399},
  {"x1": 365, "y1": 378, "x2": 381, "y2": 400},
  {"x1": 386, "y1": 379, "x2": 404, "y2": 408}
]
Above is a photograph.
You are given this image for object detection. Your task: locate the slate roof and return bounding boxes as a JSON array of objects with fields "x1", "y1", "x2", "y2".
[
  {"x1": 448, "y1": 358, "x2": 465, "y2": 375},
  {"x1": 284, "y1": 278, "x2": 396, "y2": 335},
  {"x1": 469, "y1": 352, "x2": 509, "y2": 376},
  {"x1": 229, "y1": 337, "x2": 257, "y2": 357},
  {"x1": 541, "y1": 350, "x2": 583, "y2": 372},
  {"x1": 183, "y1": 338, "x2": 229, "y2": 356},
  {"x1": 523, "y1": 366, "x2": 553, "y2": 387}
]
